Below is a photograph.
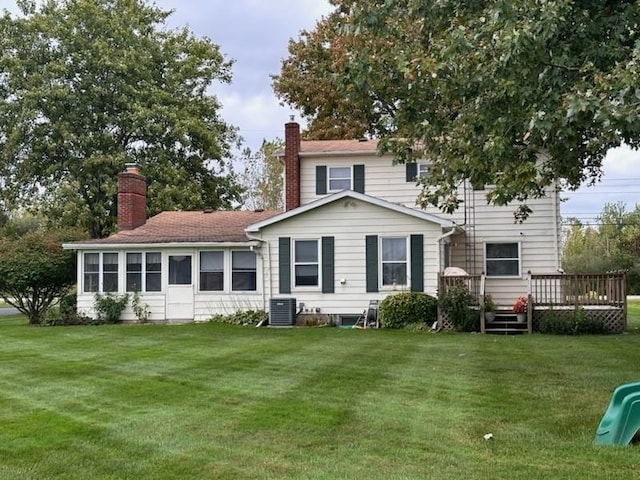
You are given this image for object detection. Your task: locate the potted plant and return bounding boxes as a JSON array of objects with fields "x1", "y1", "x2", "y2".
[
  {"x1": 512, "y1": 296, "x2": 528, "y2": 323},
  {"x1": 484, "y1": 294, "x2": 497, "y2": 323}
]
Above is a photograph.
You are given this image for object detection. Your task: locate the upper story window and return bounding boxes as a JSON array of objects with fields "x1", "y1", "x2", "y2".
[
  {"x1": 381, "y1": 237, "x2": 407, "y2": 287},
  {"x1": 328, "y1": 167, "x2": 351, "y2": 191},
  {"x1": 126, "y1": 252, "x2": 162, "y2": 292},
  {"x1": 406, "y1": 162, "x2": 429, "y2": 182},
  {"x1": 485, "y1": 242, "x2": 520, "y2": 277},
  {"x1": 294, "y1": 239, "x2": 319, "y2": 287}
]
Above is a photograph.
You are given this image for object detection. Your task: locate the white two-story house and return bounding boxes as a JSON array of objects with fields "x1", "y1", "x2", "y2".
[{"x1": 65, "y1": 121, "x2": 561, "y2": 324}]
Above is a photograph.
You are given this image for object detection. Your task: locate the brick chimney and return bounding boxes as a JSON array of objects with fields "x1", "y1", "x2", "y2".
[
  {"x1": 284, "y1": 121, "x2": 301, "y2": 210},
  {"x1": 117, "y1": 163, "x2": 147, "y2": 231}
]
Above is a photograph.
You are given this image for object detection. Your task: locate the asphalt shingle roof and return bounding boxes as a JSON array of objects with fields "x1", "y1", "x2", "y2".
[{"x1": 79, "y1": 210, "x2": 280, "y2": 245}]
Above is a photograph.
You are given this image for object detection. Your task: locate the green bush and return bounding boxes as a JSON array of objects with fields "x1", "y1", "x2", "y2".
[
  {"x1": 379, "y1": 292, "x2": 438, "y2": 329},
  {"x1": 94, "y1": 293, "x2": 129, "y2": 324},
  {"x1": 208, "y1": 310, "x2": 268, "y2": 326},
  {"x1": 42, "y1": 308, "x2": 99, "y2": 326},
  {"x1": 538, "y1": 307, "x2": 608, "y2": 335},
  {"x1": 438, "y1": 285, "x2": 479, "y2": 332}
]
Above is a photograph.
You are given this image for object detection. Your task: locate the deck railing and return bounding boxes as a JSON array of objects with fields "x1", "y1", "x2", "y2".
[
  {"x1": 529, "y1": 271, "x2": 627, "y2": 307},
  {"x1": 438, "y1": 275, "x2": 483, "y2": 305}
]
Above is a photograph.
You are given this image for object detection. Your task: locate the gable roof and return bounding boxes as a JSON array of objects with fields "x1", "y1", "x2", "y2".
[
  {"x1": 246, "y1": 190, "x2": 455, "y2": 232},
  {"x1": 66, "y1": 210, "x2": 280, "y2": 248}
]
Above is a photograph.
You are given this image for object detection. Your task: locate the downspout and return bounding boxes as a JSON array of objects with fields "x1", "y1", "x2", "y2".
[
  {"x1": 552, "y1": 181, "x2": 561, "y2": 270},
  {"x1": 437, "y1": 225, "x2": 459, "y2": 270},
  {"x1": 246, "y1": 231, "x2": 269, "y2": 312}
]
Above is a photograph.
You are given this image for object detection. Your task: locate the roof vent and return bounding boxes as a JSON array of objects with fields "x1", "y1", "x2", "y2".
[
  {"x1": 358, "y1": 138, "x2": 368, "y2": 142},
  {"x1": 203, "y1": 209, "x2": 213, "y2": 214},
  {"x1": 254, "y1": 208, "x2": 264, "y2": 213}
]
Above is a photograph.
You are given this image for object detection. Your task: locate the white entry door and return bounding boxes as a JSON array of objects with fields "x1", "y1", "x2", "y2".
[{"x1": 166, "y1": 254, "x2": 194, "y2": 322}]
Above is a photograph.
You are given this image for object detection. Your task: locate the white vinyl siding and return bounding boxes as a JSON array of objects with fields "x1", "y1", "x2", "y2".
[{"x1": 258, "y1": 197, "x2": 442, "y2": 315}]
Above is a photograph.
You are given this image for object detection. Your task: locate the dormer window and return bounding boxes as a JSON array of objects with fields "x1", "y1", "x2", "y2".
[{"x1": 328, "y1": 167, "x2": 351, "y2": 191}]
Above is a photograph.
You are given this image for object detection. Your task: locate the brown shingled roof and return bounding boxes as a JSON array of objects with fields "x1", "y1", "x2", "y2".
[
  {"x1": 300, "y1": 139, "x2": 380, "y2": 153},
  {"x1": 79, "y1": 210, "x2": 280, "y2": 245}
]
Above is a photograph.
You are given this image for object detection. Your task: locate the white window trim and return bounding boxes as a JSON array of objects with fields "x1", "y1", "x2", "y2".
[
  {"x1": 417, "y1": 162, "x2": 429, "y2": 178},
  {"x1": 292, "y1": 238, "x2": 321, "y2": 291},
  {"x1": 126, "y1": 252, "x2": 162, "y2": 293},
  {"x1": 379, "y1": 236, "x2": 409, "y2": 290},
  {"x1": 198, "y1": 250, "x2": 226, "y2": 293},
  {"x1": 83, "y1": 251, "x2": 120, "y2": 294},
  {"x1": 231, "y1": 250, "x2": 258, "y2": 293},
  {"x1": 328, "y1": 166, "x2": 352, "y2": 192},
  {"x1": 484, "y1": 242, "x2": 522, "y2": 278}
]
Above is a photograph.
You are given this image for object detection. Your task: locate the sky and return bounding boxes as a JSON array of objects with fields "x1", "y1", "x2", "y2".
[{"x1": 0, "y1": 0, "x2": 638, "y2": 225}]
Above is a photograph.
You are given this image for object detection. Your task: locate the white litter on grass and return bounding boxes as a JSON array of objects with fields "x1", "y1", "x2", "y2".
[{"x1": 483, "y1": 433, "x2": 494, "y2": 440}]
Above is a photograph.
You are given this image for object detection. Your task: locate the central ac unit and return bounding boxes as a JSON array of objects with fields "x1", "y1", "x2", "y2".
[{"x1": 269, "y1": 298, "x2": 297, "y2": 326}]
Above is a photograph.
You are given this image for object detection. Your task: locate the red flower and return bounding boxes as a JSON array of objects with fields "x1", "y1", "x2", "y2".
[{"x1": 512, "y1": 296, "x2": 528, "y2": 314}]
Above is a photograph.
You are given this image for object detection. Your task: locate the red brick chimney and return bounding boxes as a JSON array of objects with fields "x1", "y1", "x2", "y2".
[
  {"x1": 117, "y1": 163, "x2": 147, "y2": 231},
  {"x1": 284, "y1": 121, "x2": 301, "y2": 210}
]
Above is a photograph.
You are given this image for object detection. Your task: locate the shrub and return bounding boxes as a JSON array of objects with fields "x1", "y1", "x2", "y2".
[
  {"x1": 131, "y1": 291, "x2": 151, "y2": 323},
  {"x1": 208, "y1": 310, "x2": 268, "y2": 326},
  {"x1": 94, "y1": 293, "x2": 129, "y2": 324},
  {"x1": 438, "y1": 285, "x2": 479, "y2": 332},
  {"x1": 379, "y1": 292, "x2": 438, "y2": 329}
]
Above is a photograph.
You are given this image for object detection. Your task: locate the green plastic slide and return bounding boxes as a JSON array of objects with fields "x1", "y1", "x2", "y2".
[{"x1": 594, "y1": 382, "x2": 640, "y2": 445}]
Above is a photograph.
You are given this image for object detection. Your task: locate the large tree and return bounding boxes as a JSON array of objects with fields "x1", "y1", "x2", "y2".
[
  {"x1": 0, "y1": 228, "x2": 83, "y2": 324},
  {"x1": 274, "y1": 0, "x2": 640, "y2": 220},
  {"x1": 0, "y1": 0, "x2": 243, "y2": 238}
]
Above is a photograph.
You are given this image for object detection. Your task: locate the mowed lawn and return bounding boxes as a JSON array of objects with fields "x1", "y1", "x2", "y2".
[{"x1": 1, "y1": 309, "x2": 640, "y2": 480}]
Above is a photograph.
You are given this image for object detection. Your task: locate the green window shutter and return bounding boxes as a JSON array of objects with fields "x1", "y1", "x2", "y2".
[
  {"x1": 353, "y1": 164, "x2": 365, "y2": 193},
  {"x1": 365, "y1": 235, "x2": 378, "y2": 293},
  {"x1": 316, "y1": 166, "x2": 327, "y2": 194},
  {"x1": 322, "y1": 236, "x2": 335, "y2": 293},
  {"x1": 279, "y1": 237, "x2": 291, "y2": 294},
  {"x1": 410, "y1": 234, "x2": 424, "y2": 292},
  {"x1": 406, "y1": 163, "x2": 417, "y2": 182}
]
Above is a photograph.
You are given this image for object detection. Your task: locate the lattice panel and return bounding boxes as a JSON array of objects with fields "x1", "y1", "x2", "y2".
[{"x1": 534, "y1": 308, "x2": 625, "y2": 333}]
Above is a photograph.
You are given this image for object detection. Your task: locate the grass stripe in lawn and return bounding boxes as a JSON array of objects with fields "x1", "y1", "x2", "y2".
[{"x1": 1, "y1": 317, "x2": 640, "y2": 479}]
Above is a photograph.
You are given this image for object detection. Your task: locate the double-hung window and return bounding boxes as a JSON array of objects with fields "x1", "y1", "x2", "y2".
[
  {"x1": 126, "y1": 252, "x2": 162, "y2": 292},
  {"x1": 381, "y1": 237, "x2": 407, "y2": 287},
  {"x1": 417, "y1": 162, "x2": 429, "y2": 178},
  {"x1": 328, "y1": 167, "x2": 351, "y2": 191},
  {"x1": 84, "y1": 252, "x2": 119, "y2": 293},
  {"x1": 200, "y1": 251, "x2": 224, "y2": 291},
  {"x1": 294, "y1": 239, "x2": 319, "y2": 287},
  {"x1": 485, "y1": 243, "x2": 520, "y2": 277},
  {"x1": 232, "y1": 251, "x2": 257, "y2": 291},
  {"x1": 102, "y1": 253, "x2": 119, "y2": 292},
  {"x1": 84, "y1": 253, "x2": 100, "y2": 293}
]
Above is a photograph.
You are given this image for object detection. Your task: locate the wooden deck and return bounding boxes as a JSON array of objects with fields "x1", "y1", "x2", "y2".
[{"x1": 438, "y1": 271, "x2": 627, "y2": 333}]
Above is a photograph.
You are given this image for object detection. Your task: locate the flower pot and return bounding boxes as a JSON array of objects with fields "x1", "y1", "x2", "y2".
[
  {"x1": 485, "y1": 311, "x2": 496, "y2": 323},
  {"x1": 516, "y1": 313, "x2": 526, "y2": 323}
]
